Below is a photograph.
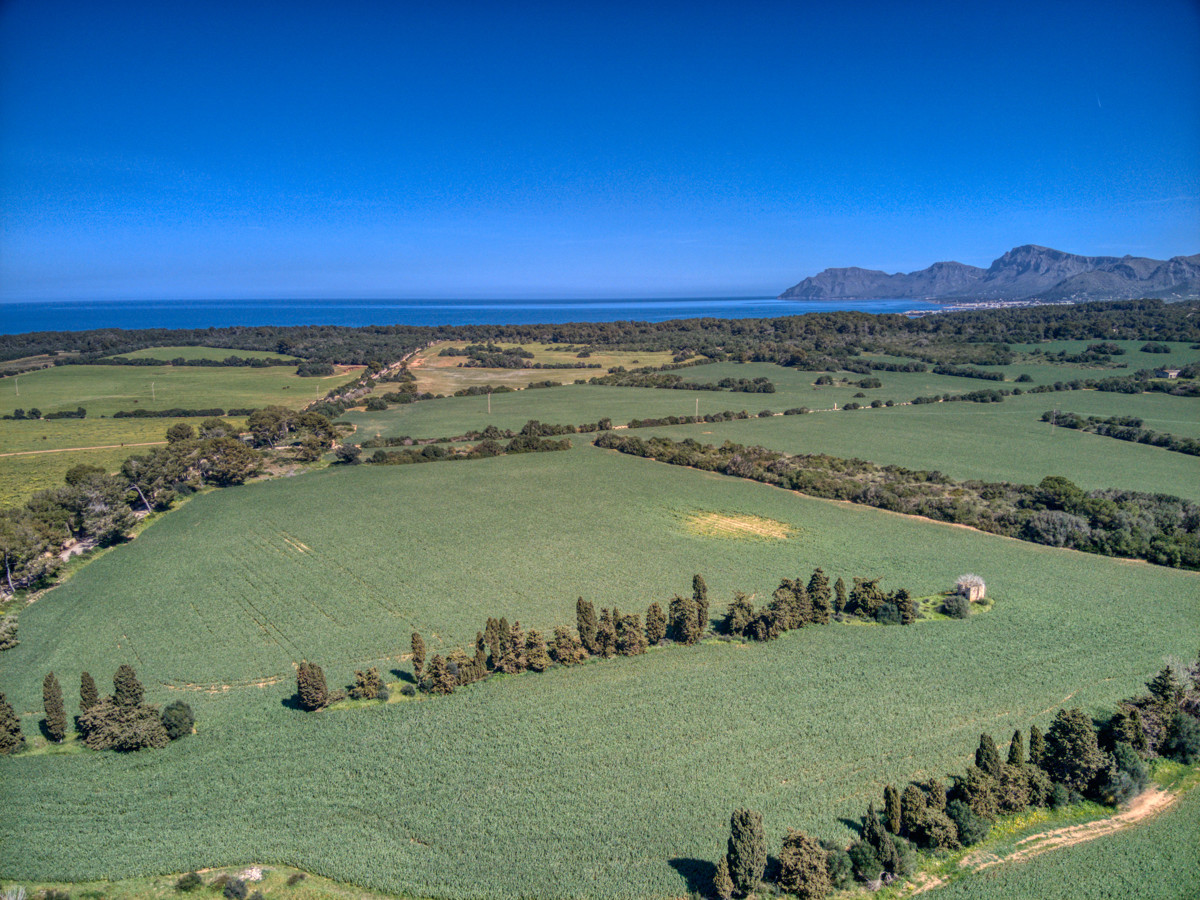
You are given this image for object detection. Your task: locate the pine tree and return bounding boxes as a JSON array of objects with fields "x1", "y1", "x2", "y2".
[
  {"x1": 576, "y1": 598, "x2": 599, "y2": 654},
  {"x1": 976, "y1": 733, "x2": 1003, "y2": 778},
  {"x1": 424, "y1": 654, "x2": 455, "y2": 694},
  {"x1": 693, "y1": 574, "x2": 710, "y2": 635},
  {"x1": 807, "y1": 567, "x2": 832, "y2": 624},
  {"x1": 833, "y1": 577, "x2": 847, "y2": 614},
  {"x1": 525, "y1": 629, "x2": 552, "y2": 672},
  {"x1": 79, "y1": 671, "x2": 99, "y2": 713},
  {"x1": 113, "y1": 664, "x2": 145, "y2": 707},
  {"x1": 1028, "y1": 724, "x2": 1047, "y2": 768},
  {"x1": 595, "y1": 609, "x2": 617, "y2": 658},
  {"x1": 883, "y1": 784, "x2": 902, "y2": 834},
  {"x1": 0, "y1": 691, "x2": 25, "y2": 755},
  {"x1": 726, "y1": 808, "x2": 766, "y2": 895},
  {"x1": 900, "y1": 784, "x2": 926, "y2": 837},
  {"x1": 1007, "y1": 729, "x2": 1026, "y2": 766},
  {"x1": 778, "y1": 828, "x2": 832, "y2": 900},
  {"x1": 645, "y1": 602, "x2": 667, "y2": 645},
  {"x1": 669, "y1": 594, "x2": 700, "y2": 644},
  {"x1": 43, "y1": 671, "x2": 66, "y2": 742},
  {"x1": 1044, "y1": 708, "x2": 1105, "y2": 793},
  {"x1": 616, "y1": 613, "x2": 646, "y2": 656},
  {"x1": 411, "y1": 632, "x2": 427, "y2": 680},
  {"x1": 713, "y1": 856, "x2": 734, "y2": 900},
  {"x1": 1147, "y1": 666, "x2": 1183, "y2": 707},
  {"x1": 296, "y1": 661, "x2": 328, "y2": 710}
]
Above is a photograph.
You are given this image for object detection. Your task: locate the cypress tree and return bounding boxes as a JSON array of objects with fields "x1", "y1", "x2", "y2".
[
  {"x1": 1007, "y1": 729, "x2": 1026, "y2": 766},
  {"x1": 793, "y1": 581, "x2": 813, "y2": 626},
  {"x1": 473, "y1": 644, "x2": 488, "y2": 676},
  {"x1": 894, "y1": 589, "x2": 918, "y2": 625},
  {"x1": 926, "y1": 777, "x2": 947, "y2": 811},
  {"x1": 976, "y1": 733, "x2": 1003, "y2": 778},
  {"x1": 645, "y1": 602, "x2": 667, "y2": 645},
  {"x1": 411, "y1": 632, "x2": 427, "y2": 680},
  {"x1": 79, "y1": 671, "x2": 99, "y2": 713},
  {"x1": 511, "y1": 621, "x2": 528, "y2": 671},
  {"x1": 778, "y1": 829, "x2": 832, "y2": 900},
  {"x1": 525, "y1": 629, "x2": 552, "y2": 672},
  {"x1": 485, "y1": 617, "x2": 501, "y2": 669},
  {"x1": 113, "y1": 664, "x2": 144, "y2": 707},
  {"x1": 0, "y1": 691, "x2": 25, "y2": 755},
  {"x1": 576, "y1": 598, "x2": 599, "y2": 654},
  {"x1": 862, "y1": 802, "x2": 900, "y2": 874},
  {"x1": 1044, "y1": 708, "x2": 1105, "y2": 793},
  {"x1": 713, "y1": 855, "x2": 734, "y2": 900},
  {"x1": 726, "y1": 808, "x2": 766, "y2": 895},
  {"x1": 833, "y1": 577, "x2": 847, "y2": 614},
  {"x1": 616, "y1": 613, "x2": 646, "y2": 656},
  {"x1": 296, "y1": 661, "x2": 328, "y2": 710},
  {"x1": 807, "y1": 567, "x2": 832, "y2": 624},
  {"x1": 693, "y1": 574, "x2": 710, "y2": 634},
  {"x1": 900, "y1": 784, "x2": 926, "y2": 837},
  {"x1": 1029, "y1": 724, "x2": 1047, "y2": 768},
  {"x1": 669, "y1": 594, "x2": 700, "y2": 644},
  {"x1": 593, "y1": 609, "x2": 614, "y2": 658},
  {"x1": 43, "y1": 671, "x2": 66, "y2": 742},
  {"x1": 424, "y1": 654, "x2": 455, "y2": 694},
  {"x1": 883, "y1": 784, "x2": 902, "y2": 834},
  {"x1": 723, "y1": 592, "x2": 755, "y2": 636},
  {"x1": 550, "y1": 626, "x2": 584, "y2": 665}
]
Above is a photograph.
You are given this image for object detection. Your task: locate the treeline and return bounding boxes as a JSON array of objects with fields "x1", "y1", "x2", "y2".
[
  {"x1": 363, "y1": 434, "x2": 571, "y2": 465},
  {"x1": 113, "y1": 406, "x2": 255, "y2": 419},
  {"x1": 589, "y1": 370, "x2": 776, "y2": 392},
  {"x1": 55, "y1": 354, "x2": 296, "y2": 368},
  {"x1": 1042, "y1": 412, "x2": 1200, "y2": 457},
  {"x1": 711, "y1": 657, "x2": 1200, "y2": 898},
  {"x1": 0, "y1": 665, "x2": 193, "y2": 755},
  {"x1": 3, "y1": 407, "x2": 86, "y2": 420},
  {"x1": 594, "y1": 433, "x2": 1200, "y2": 569},
  {"x1": 931, "y1": 363, "x2": 1006, "y2": 381}
]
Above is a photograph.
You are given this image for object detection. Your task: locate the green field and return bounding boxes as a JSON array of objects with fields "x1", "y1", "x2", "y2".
[
  {"x1": 1, "y1": 444, "x2": 1196, "y2": 899},
  {"x1": 110, "y1": 345, "x2": 301, "y2": 361}
]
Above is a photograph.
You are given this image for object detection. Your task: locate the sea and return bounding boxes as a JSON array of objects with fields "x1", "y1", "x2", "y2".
[{"x1": 0, "y1": 297, "x2": 943, "y2": 336}]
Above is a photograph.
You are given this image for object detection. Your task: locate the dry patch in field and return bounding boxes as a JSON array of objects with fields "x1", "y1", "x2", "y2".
[{"x1": 684, "y1": 510, "x2": 794, "y2": 541}]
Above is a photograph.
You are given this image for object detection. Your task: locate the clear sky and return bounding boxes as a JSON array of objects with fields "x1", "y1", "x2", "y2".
[{"x1": 2, "y1": 0, "x2": 1198, "y2": 301}]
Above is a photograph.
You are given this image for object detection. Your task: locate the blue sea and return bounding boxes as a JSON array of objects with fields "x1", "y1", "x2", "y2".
[{"x1": 0, "y1": 297, "x2": 942, "y2": 335}]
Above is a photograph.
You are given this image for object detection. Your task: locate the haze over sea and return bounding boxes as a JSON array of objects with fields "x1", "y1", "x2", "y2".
[{"x1": 0, "y1": 297, "x2": 941, "y2": 336}]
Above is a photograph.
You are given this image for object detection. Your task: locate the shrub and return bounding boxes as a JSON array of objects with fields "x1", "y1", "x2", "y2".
[
  {"x1": 161, "y1": 701, "x2": 194, "y2": 739},
  {"x1": 0, "y1": 615, "x2": 17, "y2": 651},
  {"x1": 175, "y1": 872, "x2": 202, "y2": 892},
  {"x1": 400, "y1": 684, "x2": 416, "y2": 697},
  {"x1": 286, "y1": 873, "x2": 306, "y2": 886},
  {"x1": 778, "y1": 829, "x2": 832, "y2": 899},
  {"x1": 223, "y1": 878, "x2": 248, "y2": 900},
  {"x1": 946, "y1": 799, "x2": 989, "y2": 846},
  {"x1": 1162, "y1": 712, "x2": 1200, "y2": 764},
  {"x1": 942, "y1": 595, "x2": 970, "y2": 618}
]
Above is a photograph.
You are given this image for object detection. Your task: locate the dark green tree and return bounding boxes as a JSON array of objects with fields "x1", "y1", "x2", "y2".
[
  {"x1": 79, "y1": 671, "x2": 99, "y2": 713},
  {"x1": 1007, "y1": 729, "x2": 1026, "y2": 766},
  {"x1": 1108, "y1": 709, "x2": 1150, "y2": 755},
  {"x1": 411, "y1": 632, "x2": 426, "y2": 680},
  {"x1": 161, "y1": 700, "x2": 194, "y2": 739},
  {"x1": 296, "y1": 661, "x2": 328, "y2": 710},
  {"x1": 975, "y1": 733, "x2": 1003, "y2": 778},
  {"x1": 42, "y1": 671, "x2": 66, "y2": 742},
  {"x1": 1029, "y1": 724, "x2": 1047, "y2": 768},
  {"x1": 726, "y1": 808, "x2": 766, "y2": 895},
  {"x1": 955, "y1": 766, "x2": 999, "y2": 820},
  {"x1": 485, "y1": 617, "x2": 502, "y2": 669},
  {"x1": 616, "y1": 613, "x2": 646, "y2": 656},
  {"x1": 576, "y1": 598, "x2": 599, "y2": 654},
  {"x1": 894, "y1": 589, "x2": 918, "y2": 625},
  {"x1": 883, "y1": 784, "x2": 902, "y2": 834},
  {"x1": 0, "y1": 690, "x2": 24, "y2": 755},
  {"x1": 525, "y1": 629, "x2": 552, "y2": 672},
  {"x1": 645, "y1": 602, "x2": 667, "y2": 645},
  {"x1": 807, "y1": 568, "x2": 832, "y2": 624},
  {"x1": 113, "y1": 664, "x2": 145, "y2": 707},
  {"x1": 1147, "y1": 666, "x2": 1183, "y2": 708},
  {"x1": 862, "y1": 802, "x2": 900, "y2": 875},
  {"x1": 778, "y1": 829, "x2": 832, "y2": 900},
  {"x1": 713, "y1": 856, "x2": 734, "y2": 900},
  {"x1": 996, "y1": 765, "x2": 1031, "y2": 814},
  {"x1": 1162, "y1": 712, "x2": 1200, "y2": 764},
  {"x1": 1044, "y1": 708, "x2": 1105, "y2": 793},
  {"x1": 899, "y1": 784, "x2": 926, "y2": 837},
  {"x1": 595, "y1": 609, "x2": 617, "y2": 658},
  {"x1": 424, "y1": 654, "x2": 455, "y2": 694},
  {"x1": 926, "y1": 777, "x2": 947, "y2": 811},
  {"x1": 946, "y1": 800, "x2": 990, "y2": 846},
  {"x1": 833, "y1": 577, "x2": 847, "y2": 614},
  {"x1": 669, "y1": 594, "x2": 700, "y2": 644},
  {"x1": 78, "y1": 696, "x2": 169, "y2": 751},
  {"x1": 723, "y1": 592, "x2": 755, "y2": 636},
  {"x1": 693, "y1": 574, "x2": 710, "y2": 635}
]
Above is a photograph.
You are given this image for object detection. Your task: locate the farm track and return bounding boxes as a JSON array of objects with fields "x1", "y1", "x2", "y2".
[{"x1": 0, "y1": 440, "x2": 167, "y2": 457}]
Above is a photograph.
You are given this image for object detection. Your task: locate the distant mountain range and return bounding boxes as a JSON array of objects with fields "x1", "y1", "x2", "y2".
[{"x1": 778, "y1": 245, "x2": 1200, "y2": 302}]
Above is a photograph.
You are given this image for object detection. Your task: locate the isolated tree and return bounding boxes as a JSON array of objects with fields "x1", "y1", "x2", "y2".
[
  {"x1": 0, "y1": 691, "x2": 25, "y2": 755},
  {"x1": 975, "y1": 733, "x2": 1003, "y2": 779},
  {"x1": 778, "y1": 829, "x2": 832, "y2": 900},
  {"x1": 692, "y1": 574, "x2": 710, "y2": 634},
  {"x1": 411, "y1": 632, "x2": 427, "y2": 680},
  {"x1": 726, "y1": 808, "x2": 766, "y2": 895},
  {"x1": 807, "y1": 568, "x2": 832, "y2": 624},
  {"x1": 113, "y1": 664, "x2": 145, "y2": 707},
  {"x1": 645, "y1": 602, "x2": 667, "y2": 645},
  {"x1": 669, "y1": 594, "x2": 700, "y2": 644},
  {"x1": 1044, "y1": 708, "x2": 1105, "y2": 793},
  {"x1": 576, "y1": 598, "x2": 599, "y2": 654},
  {"x1": 525, "y1": 629, "x2": 552, "y2": 672},
  {"x1": 161, "y1": 700, "x2": 194, "y2": 739},
  {"x1": 43, "y1": 671, "x2": 67, "y2": 742},
  {"x1": 79, "y1": 671, "x2": 99, "y2": 713},
  {"x1": 713, "y1": 856, "x2": 734, "y2": 900},
  {"x1": 1028, "y1": 724, "x2": 1047, "y2": 768},
  {"x1": 296, "y1": 661, "x2": 329, "y2": 710},
  {"x1": 616, "y1": 613, "x2": 646, "y2": 656},
  {"x1": 1007, "y1": 729, "x2": 1026, "y2": 767},
  {"x1": 424, "y1": 654, "x2": 455, "y2": 694},
  {"x1": 883, "y1": 784, "x2": 902, "y2": 834},
  {"x1": 833, "y1": 577, "x2": 847, "y2": 614}
]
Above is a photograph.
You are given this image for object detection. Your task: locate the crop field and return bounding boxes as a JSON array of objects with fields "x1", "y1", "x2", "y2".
[
  {"x1": 0, "y1": 362, "x2": 360, "y2": 417},
  {"x1": 929, "y1": 785, "x2": 1200, "y2": 899},
  {"x1": 109, "y1": 345, "x2": 301, "y2": 361},
  {"x1": 0, "y1": 445, "x2": 147, "y2": 508},
  {"x1": 1, "y1": 443, "x2": 1197, "y2": 899}
]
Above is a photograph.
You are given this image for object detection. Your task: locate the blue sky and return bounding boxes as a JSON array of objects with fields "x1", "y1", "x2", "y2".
[{"x1": 2, "y1": 0, "x2": 1198, "y2": 301}]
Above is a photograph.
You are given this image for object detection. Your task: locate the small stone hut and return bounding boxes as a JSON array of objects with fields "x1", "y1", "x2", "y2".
[{"x1": 955, "y1": 574, "x2": 986, "y2": 603}]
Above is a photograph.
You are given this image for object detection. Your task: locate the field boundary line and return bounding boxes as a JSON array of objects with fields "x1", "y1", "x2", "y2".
[{"x1": 0, "y1": 441, "x2": 168, "y2": 457}]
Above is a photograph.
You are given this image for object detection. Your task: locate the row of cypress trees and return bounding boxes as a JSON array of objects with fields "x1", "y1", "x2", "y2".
[{"x1": 714, "y1": 658, "x2": 1200, "y2": 898}]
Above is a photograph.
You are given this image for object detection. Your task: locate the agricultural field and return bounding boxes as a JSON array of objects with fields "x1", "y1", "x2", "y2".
[
  {"x1": 109, "y1": 345, "x2": 301, "y2": 361},
  {"x1": 1, "y1": 443, "x2": 1197, "y2": 899}
]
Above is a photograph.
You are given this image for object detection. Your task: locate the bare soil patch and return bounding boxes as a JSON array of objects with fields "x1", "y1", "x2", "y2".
[{"x1": 684, "y1": 510, "x2": 793, "y2": 541}]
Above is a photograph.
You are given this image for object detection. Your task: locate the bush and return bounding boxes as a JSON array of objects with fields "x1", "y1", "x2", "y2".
[
  {"x1": 286, "y1": 873, "x2": 306, "y2": 886},
  {"x1": 161, "y1": 701, "x2": 194, "y2": 740},
  {"x1": 1049, "y1": 783, "x2": 1070, "y2": 808},
  {"x1": 223, "y1": 878, "x2": 248, "y2": 900},
  {"x1": 175, "y1": 872, "x2": 202, "y2": 892},
  {"x1": 400, "y1": 684, "x2": 416, "y2": 697},
  {"x1": 946, "y1": 799, "x2": 990, "y2": 846},
  {"x1": 1162, "y1": 712, "x2": 1200, "y2": 764},
  {"x1": 942, "y1": 595, "x2": 970, "y2": 619}
]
